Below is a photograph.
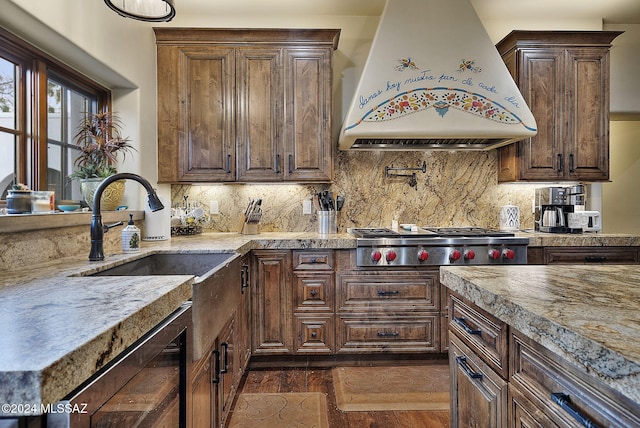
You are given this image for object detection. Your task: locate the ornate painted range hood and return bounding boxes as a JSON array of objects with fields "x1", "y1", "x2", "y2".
[{"x1": 338, "y1": 0, "x2": 537, "y2": 150}]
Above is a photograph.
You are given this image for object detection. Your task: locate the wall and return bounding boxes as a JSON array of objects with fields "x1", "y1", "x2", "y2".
[
  {"x1": 2, "y1": 3, "x2": 638, "y2": 233},
  {"x1": 603, "y1": 121, "x2": 640, "y2": 233}
]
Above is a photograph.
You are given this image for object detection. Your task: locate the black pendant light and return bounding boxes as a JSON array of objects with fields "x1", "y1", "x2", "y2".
[{"x1": 104, "y1": 0, "x2": 176, "y2": 22}]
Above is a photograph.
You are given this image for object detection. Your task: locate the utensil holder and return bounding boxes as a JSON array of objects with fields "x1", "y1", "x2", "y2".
[{"x1": 317, "y1": 210, "x2": 337, "y2": 235}]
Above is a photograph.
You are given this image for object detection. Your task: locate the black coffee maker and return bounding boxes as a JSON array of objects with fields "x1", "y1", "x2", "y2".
[{"x1": 535, "y1": 185, "x2": 585, "y2": 233}]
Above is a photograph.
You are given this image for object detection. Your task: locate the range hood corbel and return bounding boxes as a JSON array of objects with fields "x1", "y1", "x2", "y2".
[{"x1": 338, "y1": 0, "x2": 537, "y2": 151}]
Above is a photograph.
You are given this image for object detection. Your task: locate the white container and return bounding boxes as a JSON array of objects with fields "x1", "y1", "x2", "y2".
[
  {"x1": 499, "y1": 205, "x2": 520, "y2": 231},
  {"x1": 143, "y1": 196, "x2": 170, "y2": 241},
  {"x1": 122, "y1": 214, "x2": 141, "y2": 253}
]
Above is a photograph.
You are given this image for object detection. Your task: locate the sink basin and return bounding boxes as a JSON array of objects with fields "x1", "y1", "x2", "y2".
[{"x1": 90, "y1": 252, "x2": 237, "y2": 280}]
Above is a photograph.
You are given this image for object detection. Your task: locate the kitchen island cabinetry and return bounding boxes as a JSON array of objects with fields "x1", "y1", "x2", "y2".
[
  {"x1": 442, "y1": 266, "x2": 640, "y2": 427},
  {"x1": 496, "y1": 31, "x2": 621, "y2": 183},
  {"x1": 154, "y1": 28, "x2": 339, "y2": 183},
  {"x1": 527, "y1": 245, "x2": 640, "y2": 264}
]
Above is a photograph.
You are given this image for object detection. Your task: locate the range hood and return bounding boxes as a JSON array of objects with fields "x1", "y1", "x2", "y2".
[{"x1": 338, "y1": 0, "x2": 537, "y2": 151}]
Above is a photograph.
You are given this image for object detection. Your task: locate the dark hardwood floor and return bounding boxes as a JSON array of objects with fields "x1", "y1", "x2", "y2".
[{"x1": 228, "y1": 367, "x2": 450, "y2": 428}]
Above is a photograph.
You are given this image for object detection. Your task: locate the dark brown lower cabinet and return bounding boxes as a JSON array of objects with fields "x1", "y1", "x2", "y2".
[
  {"x1": 528, "y1": 246, "x2": 640, "y2": 265},
  {"x1": 190, "y1": 257, "x2": 248, "y2": 428},
  {"x1": 449, "y1": 335, "x2": 507, "y2": 427}
]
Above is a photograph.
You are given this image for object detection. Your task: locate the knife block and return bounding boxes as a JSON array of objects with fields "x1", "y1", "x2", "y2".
[{"x1": 240, "y1": 222, "x2": 259, "y2": 235}]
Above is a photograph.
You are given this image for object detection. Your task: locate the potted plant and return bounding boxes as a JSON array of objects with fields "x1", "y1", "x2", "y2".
[{"x1": 69, "y1": 111, "x2": 136, "y2": 210}]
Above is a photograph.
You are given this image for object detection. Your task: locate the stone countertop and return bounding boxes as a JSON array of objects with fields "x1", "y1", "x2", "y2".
[
  {"x1": 0, "y1": 232, "x2": 355, "y2": 416},
  {"x1": 517, "y1": 230, "x2": 640, "y2": 246},
  {"x1": 440, "y1": 264, "x2": 640, "y2": 405}
]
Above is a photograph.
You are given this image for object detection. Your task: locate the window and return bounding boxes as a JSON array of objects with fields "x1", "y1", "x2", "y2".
[
  {"x1": 0, "y1": 27, "x2": 110, "y2": 200},
  {"x1": 47, "y1": 76, "x2": 99, "y2": 201}
]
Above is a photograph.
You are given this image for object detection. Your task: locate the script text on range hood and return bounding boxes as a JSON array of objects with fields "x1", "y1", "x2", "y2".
[{"x1": 338, "y1": 0, "x2": 537, "y2": 151}]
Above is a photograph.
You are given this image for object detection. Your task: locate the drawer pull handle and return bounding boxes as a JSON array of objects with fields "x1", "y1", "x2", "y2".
[
  {"x1": 377, "y1": 331, "x2": 399, "y2": 337},
  {"x1": 220, "y1": 342, "x2": 229, "y2": 374},
  {"x1": 211, "y1": 349, "x2": 220, "y2": 384},
  {"x1": 310, "y1": 258, "x2": 317, "y2": 263},
  {"x1": 454, "y1": 317, "x2": 481, "y2": 335},
  {"x1": 456, "y1": 356, "x2": 483, "y2": 380},
  {"x1": 551, "y1": 393, "x2": 598, "y2": 428},
  {"x1": 584, "y1": 255, "x2": 607, "y2": 263},
  {"x1": 377, "y1": 290, "x2": 400, "y2": 296}
]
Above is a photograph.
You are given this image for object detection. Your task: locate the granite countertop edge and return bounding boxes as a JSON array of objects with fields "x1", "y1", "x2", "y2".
[{"x1": 440, "y1": 265, "x2": 640, "y2": 405}]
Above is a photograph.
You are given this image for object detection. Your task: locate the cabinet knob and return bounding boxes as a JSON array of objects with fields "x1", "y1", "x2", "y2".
[
  {"x1": 310, "y1": 290, "x2": 318, "y2": 297},
  {"x1": 311, "y1": 332, "x2": 317, "y2": 339}
]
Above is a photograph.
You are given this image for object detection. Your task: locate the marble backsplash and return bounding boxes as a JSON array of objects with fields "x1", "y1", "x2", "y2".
[{"x1": 171, "y1": 150, "x2": 540, "y2": 233}]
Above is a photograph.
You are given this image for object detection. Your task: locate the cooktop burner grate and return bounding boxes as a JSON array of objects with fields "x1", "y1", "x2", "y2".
[
  {"x1": 421, "y1": 227, "x2": 515, "y2": 237},
  {"x1": 348, "y1": 227, "x2": 515, "y2": 238}
]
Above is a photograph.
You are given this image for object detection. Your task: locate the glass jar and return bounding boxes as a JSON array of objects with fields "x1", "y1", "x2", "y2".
[
  {"x1": 6, "y1": 190, "x2": 33, "y2": 214},
  {"x1": 32, "y1": 191, "x2": 55, "y2": 213}
]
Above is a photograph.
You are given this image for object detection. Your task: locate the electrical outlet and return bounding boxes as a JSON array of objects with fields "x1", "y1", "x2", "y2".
[
  {"x1": 303, "y1": 199, "x2": 312, "y2": 215},
  {"x1": 210, "y1": 200, "x2": 219, "y2": 214}
]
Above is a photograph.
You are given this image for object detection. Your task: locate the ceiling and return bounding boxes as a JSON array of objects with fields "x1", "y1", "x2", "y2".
[{"x1": 175, "y1": 0, "x2": 640, "y2": 24}]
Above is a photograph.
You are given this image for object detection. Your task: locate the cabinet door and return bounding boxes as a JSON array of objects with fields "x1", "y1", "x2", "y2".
[
  {"x1": 251, "y1": 250, "x2": 292, "y2": 354},
  {"x1": 217, "y1": 316, "x2": 236, "y2": 428},
  {"x1": 191, "y1": 350, "x2": 215, "y2": 428},
  {"x1": 515, "y1": 48, "x2": 565, "y2": 181},
  {"x1": 449, "y1": 335, "x2": 508, "y2": 428},
  {"x1": 564, "y1": 47, "x2": 610, "y2": 181},
  {"x1": 236, "y1": 47, "x2": 284, "y2": 181},
  {"x1": 283, "y1": 48, "x2": 333, "y2": 182},
  {"x1": 163, "y1": 46, "x2": 236, "y2": 182}
]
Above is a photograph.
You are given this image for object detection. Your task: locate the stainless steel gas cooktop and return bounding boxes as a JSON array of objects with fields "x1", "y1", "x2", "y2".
[{"x1": 348, "y1": 227, "x2": 529, "y2": 266}]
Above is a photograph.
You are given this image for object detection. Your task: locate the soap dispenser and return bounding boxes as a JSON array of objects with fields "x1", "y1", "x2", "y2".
[{"x1": 122, "y1": 214, "x2": 141, "y2": 253}]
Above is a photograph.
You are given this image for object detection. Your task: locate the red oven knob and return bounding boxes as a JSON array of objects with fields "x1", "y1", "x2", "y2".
[
  {"x1": 450, "y1": 250, "x2": 462, "y2": 262},
  {"x1": 464, "y1": 250, "x2": 476, "y2": 260},
  {"x1": 386, "y1": 250, "x2": 397, "y2": 262},
  {"x1": 488, "y1": 249, "x2": 501, "y2": 260},
  {"x1": 371, "y1": 250, "x2": 382, "y2": 262},
  {"x1": 417, "y1": 250, "x2": 429, "y2": 261},
  {"x1": 503, "y1": 248, "x2": 516, "y2": 260}
]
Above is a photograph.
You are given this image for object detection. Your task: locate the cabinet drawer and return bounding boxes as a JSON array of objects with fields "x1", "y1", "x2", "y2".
[
  {"x1": 294, "y1": 314, "x2": 334, "y2": 355},
  {"x1": 293, "y1": 271, "x2": 333, "y2": 312},
  {"x1": 510, "y1": 330, "x2": 640, "y2": 428},
  {"x1": 337, "y1": 272, "x2": 438, "y2": 312},
  {"x1": 449, "y1": 293, "x2": 508, "y2": 378},
  {"x1": 543, "y1": 247, "x2": 639, "y2": 264},
  {"x1": 336, "y1": 314, "x2": 439, "y2": 353},
  {"x1": 292, "y1": 250, "x2": 333, "y2": 270}
]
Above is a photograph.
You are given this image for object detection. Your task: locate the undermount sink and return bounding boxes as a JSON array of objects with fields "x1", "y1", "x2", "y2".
[{"x1": 89, "y1": 252, "x2": 237, "y2": 280}]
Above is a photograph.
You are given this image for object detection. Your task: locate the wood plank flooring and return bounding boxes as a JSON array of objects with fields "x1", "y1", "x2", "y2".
[{"x1": 227, "y1": 367, "x2": 450, "y2": 428}]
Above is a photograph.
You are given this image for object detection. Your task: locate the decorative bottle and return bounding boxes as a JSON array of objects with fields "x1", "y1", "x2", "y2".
[{"x1": 122, "y1": 214, "x2": 141, "y2": 253}]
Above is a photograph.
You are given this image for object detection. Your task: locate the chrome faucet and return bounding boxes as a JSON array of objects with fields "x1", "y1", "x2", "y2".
[{"x1": 89, "y1": 173, "x2": 164, "y2": 261}]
